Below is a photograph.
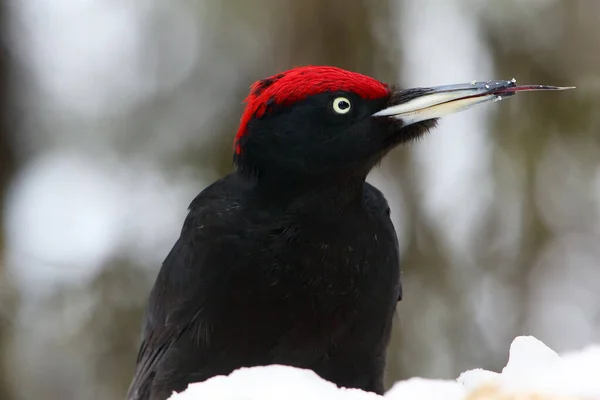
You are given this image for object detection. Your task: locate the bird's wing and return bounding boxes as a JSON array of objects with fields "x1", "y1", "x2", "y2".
[
  {"x1": 126, "y1": 175, "x2": 245, "y2": 400},
  {"x1": 126, "y1": 238, "x2": 198, "y2": 400},
  {"x1": 364, "y1": 182, "x2": 402, "y2": 302}
]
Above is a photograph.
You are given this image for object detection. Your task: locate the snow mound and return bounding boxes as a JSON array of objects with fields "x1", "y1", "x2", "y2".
[
  {"x1": 168, "y1": 336, "x2": 600, "y2": 400},
  {"x1": 167, "y1": 365, "x2": 380, "y2": 400}
]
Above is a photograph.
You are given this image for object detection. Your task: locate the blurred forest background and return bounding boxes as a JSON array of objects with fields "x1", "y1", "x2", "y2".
[{"x1": 1, "y1": 0, "x2": 599, "y2": 399}]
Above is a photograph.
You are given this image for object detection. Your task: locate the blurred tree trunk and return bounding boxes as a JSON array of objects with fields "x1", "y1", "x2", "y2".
[
  {"x1": 0, "y1": 0, "x2": 15, "y2": 398},
  {"x1": 0, "y1": 1, "x2": 11, "y2": 189}
]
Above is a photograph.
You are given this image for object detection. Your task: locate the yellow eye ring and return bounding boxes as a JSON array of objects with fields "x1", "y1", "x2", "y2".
[{"x1": 332, "y1": 97, "x2": 352, "y2": 114}]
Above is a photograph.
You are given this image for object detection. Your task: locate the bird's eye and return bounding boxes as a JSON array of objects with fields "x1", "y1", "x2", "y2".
[{"x1": 332, "y1": 97, "x2": 352, "y2": 114}]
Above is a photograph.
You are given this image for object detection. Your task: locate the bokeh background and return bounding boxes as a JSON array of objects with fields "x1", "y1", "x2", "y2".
[{"x1": 1, "y1": 0, "x2": 599, "y2": 399}]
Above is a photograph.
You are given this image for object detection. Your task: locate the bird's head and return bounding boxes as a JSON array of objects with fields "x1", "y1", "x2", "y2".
[{"x1": 233, "y1": 66, "x2": 572, "y2": 180}]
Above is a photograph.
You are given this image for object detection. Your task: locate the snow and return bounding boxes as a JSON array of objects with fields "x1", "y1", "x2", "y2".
[
  {"x1": 459, "y1": 336, "x2": 600, "y2": 398},
  {"x1": 166, "y1": 365, "x2": 380, "y2": 400},
  {"x1": 168, "y1": 336, "x2": 600, "y2": 400}
]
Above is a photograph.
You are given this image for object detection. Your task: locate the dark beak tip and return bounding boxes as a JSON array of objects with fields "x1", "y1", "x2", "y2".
[{"x1": 507, "y1": 85, "x2": 577, "y2": 95}]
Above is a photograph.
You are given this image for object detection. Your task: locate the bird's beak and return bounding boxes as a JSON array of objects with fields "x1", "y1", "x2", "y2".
[{"x1": 372, "y1": 79, "x2": 574, "y2": 126}]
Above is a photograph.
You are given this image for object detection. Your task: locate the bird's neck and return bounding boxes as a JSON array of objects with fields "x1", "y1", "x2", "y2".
[{"x1": 246, "y1": 170, "x2": 368, "y2": 209}]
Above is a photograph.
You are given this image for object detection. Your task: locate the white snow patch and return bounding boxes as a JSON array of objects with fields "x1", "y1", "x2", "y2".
[
  {"x1": 169, "y1": 336, "x2": 600, "y2": 400},
  {"x1": 167, "y1": 365, "x2": 380, "y2": 400}
]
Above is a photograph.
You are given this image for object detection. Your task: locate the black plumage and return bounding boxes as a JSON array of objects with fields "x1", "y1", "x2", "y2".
[{"x1": 127, "y1": 66, "x2": 548, "y2": 400}]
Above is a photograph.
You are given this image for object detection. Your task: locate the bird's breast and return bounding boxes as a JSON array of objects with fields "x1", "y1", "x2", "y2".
[
  {"x1": 250, "y1": 208, "x2": 400, "y2": 307},
  {"x1": 193, "y1": 199, "x2": 401, "y2": 374}
]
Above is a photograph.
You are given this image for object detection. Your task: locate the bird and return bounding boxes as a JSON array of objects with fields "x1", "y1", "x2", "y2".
[{"x1": 126, "y1": 66, "x2": 572, "y2": 400}]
